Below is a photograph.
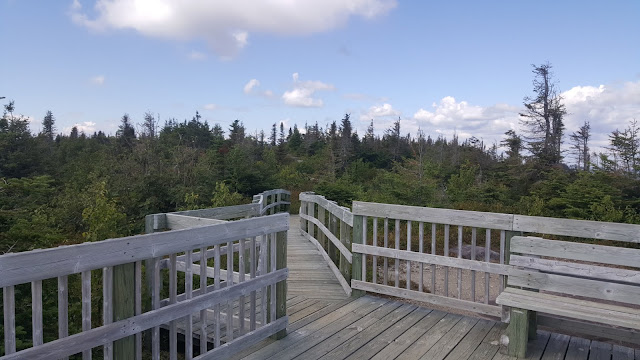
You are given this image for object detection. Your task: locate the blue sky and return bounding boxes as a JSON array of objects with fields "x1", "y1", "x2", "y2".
[{"x1": 1, "y1": 0, "x2": 639, "y2": 151}]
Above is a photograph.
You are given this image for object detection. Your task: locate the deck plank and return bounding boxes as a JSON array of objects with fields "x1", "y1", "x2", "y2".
[
  {"x1": 589, "y1": 341, "x2": 613, "y2": 360},
  {"x1": 467, "y1": 322, "x2": 505, "y2": 360},
  {"x1": 240, "y1": 296, "x2": 390, "y2": 360},
  {"x1": 443, "y1": 319, "x2": 496, "y2": 360},
  {"x1": 280, "y1": 300, "x2": 404, "y2": 360},
  {"x1": 395, "y1": 313, "x2": 464, "y2": 359},
  {"x1": 541, "y1": 332, "x2": 571, "y2": 360},
  {"x1": 370, "y1": 309, "x2": 448, "y2": 360},
  {"x1": 345, "y1": 306, "x2": 432, "y2": 360},
  {"x1": 418, "y1": 316, "x2": 479, "y2": 360},
  {"x1": 565, "y1": 337, "x2": 590, "y2": 360},
  {"x1": 318, "y1": 304, "x2": 418, "y2": 359}
]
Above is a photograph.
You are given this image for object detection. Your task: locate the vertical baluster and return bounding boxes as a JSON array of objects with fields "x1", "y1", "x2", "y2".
[
  {"x1": 444, "y1": 224, "x2": 450, "y2": 297},
  {"x1": 82, "y1": 271, "x2": 92, "y2": 360},
  {"x1": 239, "y1": 238, "x2": 246, "y2": 336},
  {"x1": 500, "y1": 230, "x2": 506, "y2": 293},
  {"x1": 152, "y1": 259, "x2": 160, "y2": 360},
  {"x1": 227, "y1": 241, "x2": 234, "y2": 342},
  {"x1": 32, "y1": 280, "x2": 43, "y2": 347},
  {"x1": 3, "y1": 285, "x2": 16, "y2": 355},
  {"x1": 383, "y1": 218, "x2": 389, "y2": 286},
  {"x1": 185, "y1": 250, "x2": 193, "y2": 360},
  {"x1": 270, "y1": 234, "x2": 277, "y2": 326},
  {"x1": 431, "y1": 224, "x2": 436, "y2": 294},
  {"x1": 58, "y1": 276, "x2": 69, "y2": 360},
  {"x1": 471, "y1": 228, "x2": 477, "y2": 302},
  {"x1": 260, "y1": 235, "x2": 267, "y2": 327},
  {"x1": 457, "y1": 226, "x2": 463, "y2": 299},
  {"x1": 419, "y1": 222, "x2": 424, "y2": 292},
  {"x1": 214, "y1": 244, "x2": 221, "y2": 348},
  {"x1": 135, "y1": 261, "x2": 142, "y2": 360},
  {"x1": 250, "y1": 237, "x2": 257, "y2": 331},
  {"x1": 394, "y1": 219, "x2": 400, "y2": 288},
  {"x1": 485, "y1": 229, "x2": 491, "y2": 304},
  {"x1": 362, "y1": 217, "x2": 368, "y2": 283},
  {"x1": 103, "y1": 267, "x2": 113, "y2": 360},
  {"x1": 372, "y1": 218, "x2": 378, "y2": 284},
  {"x1": 170, "y1": 253, "x2": 177, "y2": 360},
  {"x1": 199, "y1": 247, "x2": 208, "y2": 354},
  {"x1": 406, "y1": 221, "x2": 412, "y2": 290}
]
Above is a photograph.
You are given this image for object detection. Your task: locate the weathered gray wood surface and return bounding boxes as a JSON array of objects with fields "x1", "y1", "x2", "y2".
[
  {"x1": 352, "y1": 201, "x2": 514, "y2": 230},
  {"x1": 0, "y1": 214, "x2": 289, "y2": 287},
  {"x1": 299, "y1": 192, "x2": 353, "y2": 226},
  {"x1": 165, "y1": 213, "x2": 227, "y2": 230},
  {"x1": 1, "y1": 269, "x2": 288, "y2": 360},
  {"x1": 512, "y1": 215, "x2": 640, "y2": 243},
  {"x1": 288, "y1": 215, "x2": 350, "y2": 300},
  {"x1": 353, "y1": 243, "x2": 512, "y2": 274},
  {"x1": 299, "y1": 212, "x2": 352, "y2": 262},
  {"x1": 228, "y1": 294, "x2": 634, "y2": 360},
  {"x1": 171, "y1": 203, "x2": 259, "y2": 220}
]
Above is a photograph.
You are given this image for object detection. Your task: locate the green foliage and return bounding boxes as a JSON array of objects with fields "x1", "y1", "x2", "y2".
[
  {"x1": 81, "y1": 180, "x2": 127, "y2": 241},
  {"x1": 211, "y1": 182, "x2": 245, "y2": 207}
]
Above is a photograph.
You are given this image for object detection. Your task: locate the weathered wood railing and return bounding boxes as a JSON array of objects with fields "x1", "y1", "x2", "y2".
[
  {"x1": 298, "y1": 192, "x2": 353, "y2": 296},
  {"x1": 1, "y1": 197, "x2": 290, "y2": 359},
  {"x1": 253, "y1": 189, "x2": 291, "y2": 216},
  {"x1": 298, "y1": 194, "x2": 640, "y2": 344},
  {"x1": 351, "y1": 201, "x2": 514, "y2": 318}
]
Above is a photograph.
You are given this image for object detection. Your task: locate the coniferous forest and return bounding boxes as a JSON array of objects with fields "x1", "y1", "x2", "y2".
[
  {"x1": 2, "y1": 63, "x2": 640, "y2": 353},
  {"x1": 2, "y1": 63, "x2": 640, "y2": 257}
]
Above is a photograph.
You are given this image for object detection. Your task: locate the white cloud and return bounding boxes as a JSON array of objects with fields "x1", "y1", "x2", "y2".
[
  {"x1": 243, "y1": 79, "x2": 260, "y2": 94},
  {"x1": 70, "y1": 0, "x2": 396, "y2": 57},
  {"x1": 90, "y1": 75, "x2": 105, "y2": 85},
  {"x1": 360, "y1": 103, "x2": 400, "y2": 121},
  {"x1": 410, "y1": 96, "x2": 520, "y2": 144},
  {"x1": 282, "y1": 73, "x2": 334, "y2": 107},
  {"x1": 561, "y1": 81, "x2": 640, "y2": 150},
  {"x1": 188, "y1": 50, "x2": 206, "y2": 60},
  {"x1": 65, "y1": 121, "x2": 97, "y2": 134},
  {"x1": 243, "y1": 78, "x2": 274, "y2": 97},
  {"x1": 203, "y1": 103, "x2": 217, "y2": 111}
]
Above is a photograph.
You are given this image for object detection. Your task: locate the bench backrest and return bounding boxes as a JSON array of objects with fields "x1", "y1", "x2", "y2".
[{"x1": 508, "y1": 236, "x2": 640, "y2": 306}]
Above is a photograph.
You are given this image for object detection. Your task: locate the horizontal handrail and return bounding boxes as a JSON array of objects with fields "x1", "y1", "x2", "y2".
[
  {"x1": 253, "y1": 189, "x2": 291, "y2": 215},
  {"x1": 353, "y1": 200, "x2": 640, "y2": 243},
  {"x1": 0, "y1": 214, "x2": 288, "y2": 288},
  {"x1": 300, "y1": 192, "x2": 353, "y2": 226},
  {"x1": 1, "y1": 270, "x2": 288, "y2": 360},
  {"x1": 299, "y1": 212, "x2": 352, "y2": 263}
]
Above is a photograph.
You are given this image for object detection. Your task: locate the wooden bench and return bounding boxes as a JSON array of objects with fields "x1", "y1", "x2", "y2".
[{"x1": 496, "y1": 236, "x2": 640, "y2": 358}]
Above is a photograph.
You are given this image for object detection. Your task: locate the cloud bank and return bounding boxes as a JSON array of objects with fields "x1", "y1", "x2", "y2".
[{"x1": 70, "y1": 0, "x2": 397, "y2": 57}]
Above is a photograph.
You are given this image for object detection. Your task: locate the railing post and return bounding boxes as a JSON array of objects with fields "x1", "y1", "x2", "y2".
[
  {"x1": 340, "y1": 218, "x2": 351, "y2": 287},
  {"x1": 271, "y1": 229, "x2": 288, "y2": 340},
  {"x1": 318, "y1": 204, "x2": 326, "y2": 249},
  {"x1": 329, "y1": 213, "x2": 339, "y2": 264},
  {"x1": 307, "y1": 202, "x2": 315, "y2": 240},
  {"x1": 113, "y1": 263, "x2": 135, "y2": 359},
  {"x1": 352, "y1": 215, "x2": 365, "y2": 298},
  {"x1": 502, "y1": 230, "x2": 520, "y2": 323}
]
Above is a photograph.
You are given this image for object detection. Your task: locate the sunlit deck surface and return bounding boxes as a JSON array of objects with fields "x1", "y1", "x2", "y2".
[{"x1": 222, "y1": 215, "x2": 638, "y2": 360}]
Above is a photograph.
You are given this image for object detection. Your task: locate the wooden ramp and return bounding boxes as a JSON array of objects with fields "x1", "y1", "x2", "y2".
[{"x1": 287, "y1": 214, "x2": 349, "y2": 301}]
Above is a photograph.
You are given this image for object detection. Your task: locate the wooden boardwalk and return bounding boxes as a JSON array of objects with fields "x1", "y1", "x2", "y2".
[
  {"x1": 166, "y1": 214, "x2": 639, "y2": 359},
  {"x1": 231, "y1": 294, "x2": 639, "y2": 360},
  {"x1": 226, "y1": 215, "x2": 639, "y2": 359},
  {"x1": 287, "y1": 215, "x2": 349, "y2": 301}
]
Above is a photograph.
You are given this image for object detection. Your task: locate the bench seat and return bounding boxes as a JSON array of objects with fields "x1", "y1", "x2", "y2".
[
  {"x1": 497, "y1": 236, "x2": 640, "y2": 358},
  {"x1": 496, "y1": 287, "x2": 640, "y2": 331}
]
